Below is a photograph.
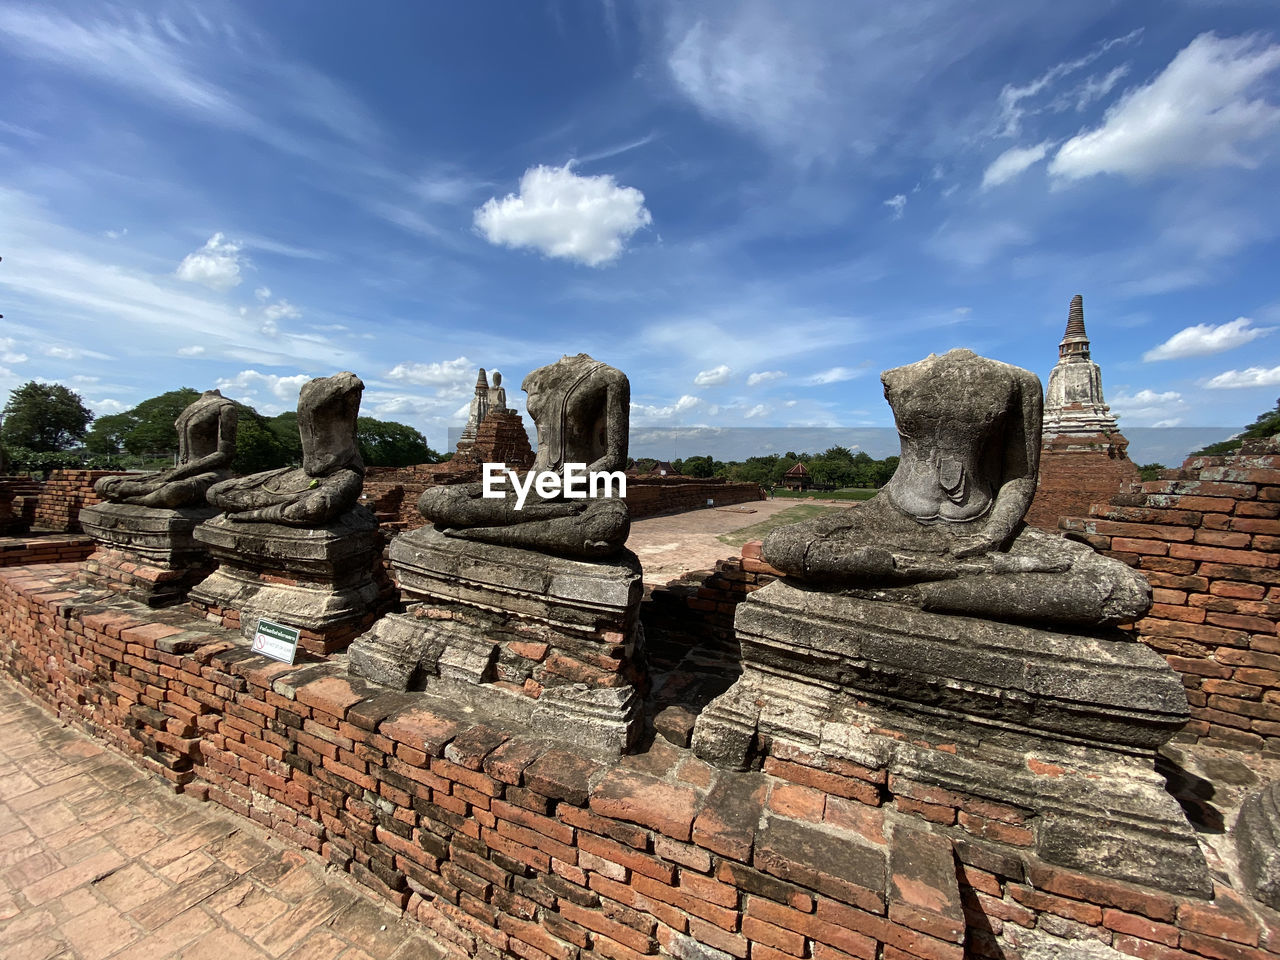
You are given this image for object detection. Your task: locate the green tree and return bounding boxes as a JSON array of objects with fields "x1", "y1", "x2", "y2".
[
  {"x1": 356, "y1": 416, "x2": 439, "y2": 467},
  {"x1": 679, "y1": 454, "x2": 717, "y2": 478},
  {"x1": 231, "y1": 402, "x2": 291, "y2": 473},
  {"x1": 267, "y1": 411, "x2": 303, "y2": 465},
  {"x1": 1, "y1": 381, "x2": 93, "y2": 452},
  {"x1": 1193, "y1": 399, "x2": 1280, "y2": 457},
  {"x1": 84, "y1": 387, "x2": 201, "y2": 456},
  {"x1": 1138, "y1": 462, "x2": 1166, "y2": 482}
]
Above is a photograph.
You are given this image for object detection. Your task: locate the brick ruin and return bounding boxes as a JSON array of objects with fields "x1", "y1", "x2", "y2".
[
  {"x1": 5, "y1": 358, "x2": 1280, "y2": 959},
  {"x1": 1061, "y1": 436, "x2": 1280, "y2": 755},
  {"x1": 1026, "y1": 295, "x2": 1139, "y2": 531},
  {"x1": 5, "y1": 560, "x2": 1279, "y2": 960}
]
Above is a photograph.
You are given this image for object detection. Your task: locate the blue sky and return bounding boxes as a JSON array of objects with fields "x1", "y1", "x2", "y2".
[{"x1": 1, "y1": 1, "x2": 1278, "y2": 457}]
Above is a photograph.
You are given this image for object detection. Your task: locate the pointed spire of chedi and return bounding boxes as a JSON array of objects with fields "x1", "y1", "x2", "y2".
[
  {"x1": 1027, "y1": 294, "x2": 1139, "y2": 531},
  {"x1": 1059, "y1": 294, "x2": 1091, "y2": 361},
  {"x1": 1043, "y1": 293, "x2": 1119, "y2": 439}
]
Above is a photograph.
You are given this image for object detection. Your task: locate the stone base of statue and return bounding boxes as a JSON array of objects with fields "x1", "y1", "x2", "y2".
[
  {"x1": 348, "y1": 524, "x2": 645, "y2": 754},
  {"x1": 691, "y1": 578, "x2": 1211, "y2": 896},
  {"x1": 189, "y1": 506, "x2": 387, "y2": 656},
  {"x1": 1235, "y1": 780, "x2": 1280, "y2": 909},
  {"x1": 78, "y1": 502, "x2": 220, "y2": 606}
]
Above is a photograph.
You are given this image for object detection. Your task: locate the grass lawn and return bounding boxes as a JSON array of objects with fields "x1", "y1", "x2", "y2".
[
  {"x1": 717, "y1": 503, "x2": 845, "y2": 549},
  {"x1": 770, "y1": 488, "x2": 878, "y2": 501}
]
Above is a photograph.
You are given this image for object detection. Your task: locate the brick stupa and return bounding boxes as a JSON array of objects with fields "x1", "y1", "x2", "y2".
[{"x1": 1026, "y1": 294, "x2": 1139, "y2": 529}]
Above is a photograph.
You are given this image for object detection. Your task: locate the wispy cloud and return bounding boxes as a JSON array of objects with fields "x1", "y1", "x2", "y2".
[
  {"x1": 1206, "y1": 365, "x2": 1280, "y2": 389},
  {"x1": 694, "y1": 364, "x2": 731, "y2": 386},
  {"x1": 1144, "y1": 317, "x2": 1268, "y2": 361},
  {"x1": 981, "y1": 141, "x2": 1051, "y2": 189},
  {"x1": 1051, "y1": 33, "x2": 1280, "y2": 181}
]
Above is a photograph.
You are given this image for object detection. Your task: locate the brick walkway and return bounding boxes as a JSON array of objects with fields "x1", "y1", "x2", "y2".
[{"x1": 0, "y1": 679, "x2": 445, "y2": 960}]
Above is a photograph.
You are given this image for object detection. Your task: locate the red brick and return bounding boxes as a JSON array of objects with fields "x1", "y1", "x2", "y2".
[{"x1": 590, "y1": 769, "x2": 701, "y2": 842}]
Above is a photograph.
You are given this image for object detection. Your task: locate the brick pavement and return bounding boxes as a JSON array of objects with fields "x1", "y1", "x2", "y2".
[{"x1": 0, "y1": 678, "x2": 445, "y2": 960}]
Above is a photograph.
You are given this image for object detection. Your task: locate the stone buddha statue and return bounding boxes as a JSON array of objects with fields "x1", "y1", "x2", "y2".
[
  {"x1": 206, "y1": 372, "x2": 365, "y2": 526},
  {"x1": 763, "y1": 349, "x2": 1149, "y2": 626},
  {"x1": 418, "y1": 353, "x2": 630, "y2": 558},
  {"x1": 95, "y1": 390, "x2": 238, "y2": 509},
  {"x1": 487, "y1": 370, "x2": 509, "y2": 414}
]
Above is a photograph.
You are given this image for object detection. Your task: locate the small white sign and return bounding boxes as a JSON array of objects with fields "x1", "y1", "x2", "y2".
[{"x1": 251, "y1": 617, "x2": 301, "y2": 664}]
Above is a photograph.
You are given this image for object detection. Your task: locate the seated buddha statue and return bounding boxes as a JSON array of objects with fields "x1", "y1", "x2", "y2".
[
  {"x1": 95, "y1": 389, "x2": 238, "y2": 509},
  {"x1": 418, "y1": 353, "x2": 630, "y2": 559},
  {"x1": 763, "y1": 349, "x2": 1150, "y2": 626},
  {"x1": 206, "y1": 372, "x2": 364, "y2": 527}
]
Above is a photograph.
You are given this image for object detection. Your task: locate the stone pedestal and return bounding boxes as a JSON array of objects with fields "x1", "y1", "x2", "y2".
[
  {"x1": 79, "y1": 501, "x2": 220, "y2": 606},
  {"x1": 349, "y1": 525, "x2": 645, "y2": 754},
  {"x1": 189, "y1": 506, "x2": 385, "y2": 655},
  {"x1": 1235, "y1": 780, "x2": 1280, "y2": 908},
  {"x1": 691, "y1": 579, "x2": 1211, "y2": 896}
]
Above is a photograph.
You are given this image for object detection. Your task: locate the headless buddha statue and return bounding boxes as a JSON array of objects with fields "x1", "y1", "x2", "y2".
[
  {"x1": 206, "y1": 372, "x2": 364, "y2": 527},
  {"x1": 763, "y1": 349, "x2": 1149, "y2": 626},
  {"x1": 419, "y1": 353, "x2": 630, "y2": 558},
  {"x1": 95, "y1": 390, "x2": 238, "y2": 509}
]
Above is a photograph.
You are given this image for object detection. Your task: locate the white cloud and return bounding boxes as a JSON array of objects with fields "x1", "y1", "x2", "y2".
[
  {"x1": 214, "y1": 370, "x2": 310, "y2": 412},
  {"x1": 883, "y1": 195, "x2": 907, "y2": 220},
  {"x1": 747, "y1": 370, "x2": 786, "y2": 387},
  {"x1": 993, "y1": 29, "x2": 1143, "y2": 138},
  {"x1": 981, "y1": 141, "x2": 1050, "y2": 189},
  {"x1": 1206, "y1": 366, "x2": 1280, "y2": 389},
  {"x1": 386, "y1": 357, "x2": 474, "y2": 390},
  {"x1": 631, "y1": 395, "x2": 701, "y2": 421},
  {"x1": 0, "y1": 337, "x2": 27, "y2": 364},
  {"x1": 1144, "y1": 317, "x2": 1268, "y2": 361},
  {"x1": 745, "y1": 403, "x2": 769, "y2": 419},
  {"x1": 694, "y1": 364, "x2": 731, "y2": 387},
  {"x1": 255, "y1": 286, "x2": 272, "y2": 301},
  {"x1": 177, "y1": 345, "x2": 206, "y2": 357},
  {"x1": 803, "y1": 367, "x2": 860, "y2": 386},
  {"x1": 263, "y1": 299, "x2": 302, "y2": 322},
  {"x1": 1109, "y1": 388, "x2": 1186, "y2": 424},
  {"x1": 474, "y1": 164, "x2": 651, "y2": 267},
  {"x1": 89, "y1": 398, "x2": 127, "y2": 415},
  {"x1": 667, "y1": 16, "x2": 827, "y2": 157},
  {"x1": 1051, "y1": 33, "x2": 1280, "y2": 181},
  {"x1": 176, "y1": 232, "x2": 245, "y2": 290}
]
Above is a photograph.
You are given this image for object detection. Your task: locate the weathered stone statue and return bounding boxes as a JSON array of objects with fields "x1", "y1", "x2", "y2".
[
  {"x1": 80, "y1": 390, "x2": 240, "y2": 605},
  {"x1": 763, "y1": 349, "x2": 1149, "y2": 625},
  {"x1": 191, "y1": 373, "x2": 384, "y2": 655},
  {"x1": 95, "y1": 390, "x2": 238, "y2": 508},
  {"x1": 419, "y1": 353, "x2": 630, "y2": 559},
  {"x1": 487, "y1": 370, "x2": 509, "y2": 414},
  {"x1": 691, "y1": 347, "x2": 1209, "y2": 896},
  {"x1": 206, "y1": 372, "x2": 364, "y2": 526},
  {"x1": 1236, "y1": 779, "x2": 1280, "y2": 909},
  {"x1": 350, "y1": 354, "x2": 644, "y2": 754}
]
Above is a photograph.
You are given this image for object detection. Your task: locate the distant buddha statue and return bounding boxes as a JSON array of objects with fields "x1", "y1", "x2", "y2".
[
  {"x1": 418, "y1": 353, "x2": 630, "y2": 558},
  {"x1": 487, "y1": 370, "x2": 509, "y2": 414},
  {"x1": 763, "y1": 349, "x2": 1149, "y2": 626},
  {"x1": 95, "y1": 390, "x2": 238, "y2": 509},
  {"x1": 206, "y1": 372, "x2": 364, "y2": 526}
]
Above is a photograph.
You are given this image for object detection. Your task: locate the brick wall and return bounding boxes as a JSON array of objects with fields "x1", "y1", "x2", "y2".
[
  {"x1": 1060, "y1": 438, "x2": 1280, "y2": 754},
  {"x1": 0, "y1": 475, "x2": 40, "y2": 535},
  {"x1": 3, "y1": 562, "x2": 1274, "y2": 960},
  {"x1": 0, "y1": 534, "x2": 95, "y2": 567},
  {"x1": 30, "y1": 469, "x2": 127, "y2": 532},
  {"x1": 1026, "y1": 435, "x2": 1140, "y2": 531},
  {"x1": 626, "y1": 477, "x2": 765, "y2": 520}
]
